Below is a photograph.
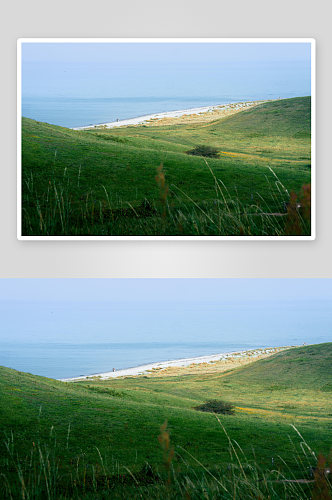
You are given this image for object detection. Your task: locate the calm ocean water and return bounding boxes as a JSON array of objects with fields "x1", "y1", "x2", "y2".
[
  {"x1": 21, "y1": 61, "x2": 311, "y2": 128},
  {"x1": 0, "y1": 299, "x2": 329, "y2": 379}
]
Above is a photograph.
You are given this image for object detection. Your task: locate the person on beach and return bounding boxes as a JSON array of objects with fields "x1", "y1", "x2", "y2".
[{"x1": 117, "y1": 118, "x2": 119, "y2": 122}]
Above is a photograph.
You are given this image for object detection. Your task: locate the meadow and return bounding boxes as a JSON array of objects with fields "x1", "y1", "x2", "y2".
[
  {"x1": 1, "y1": 343, "x2": 331, "y2": 499},
  {"x1": 21, "y1": 96, "x2": 311, "y2": 237}
]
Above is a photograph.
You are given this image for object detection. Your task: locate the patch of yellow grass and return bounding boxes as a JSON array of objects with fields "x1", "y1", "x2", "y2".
[
  {"x1": 220, "y1": 151, "x2": 238, "y2": 157},
  {"x1": 235, "y1": 406, "x2": 331, "y2": 423}
]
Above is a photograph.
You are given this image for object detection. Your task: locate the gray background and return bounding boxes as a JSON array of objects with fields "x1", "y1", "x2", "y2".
[{"x1": 1, "y1": 0, "x2": 330, "y2": 278}]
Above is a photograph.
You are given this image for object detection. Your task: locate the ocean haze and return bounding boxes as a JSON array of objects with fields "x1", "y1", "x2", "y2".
[
  {"x1": 0, "y1": 299, "x2": 330, "y2": 379},
  {"x1": 21, "y1": 58, "x2": 311, "y2": 128}
]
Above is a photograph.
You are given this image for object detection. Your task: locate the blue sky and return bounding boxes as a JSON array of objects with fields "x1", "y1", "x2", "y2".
[
  {"x1": 21, "y1": 41, "x2": 312, "y2": 66},
  {"x1": 0, "y1": 279, "x2": 330, "y2": 303}
]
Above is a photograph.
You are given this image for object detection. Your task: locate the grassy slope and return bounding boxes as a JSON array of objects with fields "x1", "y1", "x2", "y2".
[
  {"x1": 1, "y1": 343, "x2": 330, "y2": 481},
  {"x1": 21, "y1": 97, "x2": 311, "y2": 236},
  {"x1": 120, "y1": 96, "x2": 311, "y2": 163}
]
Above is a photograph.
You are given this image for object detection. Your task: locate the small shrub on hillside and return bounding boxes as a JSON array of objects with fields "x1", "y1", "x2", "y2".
[
  {"x1": 194, "y1": 399, "x2": 235, "y2": 415},
  {"x1": 186, "y1": 145, "x2": 220, "y2": 158}
]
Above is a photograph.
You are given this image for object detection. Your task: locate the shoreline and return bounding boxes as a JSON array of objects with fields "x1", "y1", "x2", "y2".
[
  {"x1": 71, "y1": 99, "x2": 271, "y2": 131},
  {"x1": 59, "y1": 345, "x2": 296, "y2": 382}
]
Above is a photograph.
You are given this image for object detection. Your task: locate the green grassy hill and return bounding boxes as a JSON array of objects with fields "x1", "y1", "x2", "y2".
[
  {"x1": 220, "y1": 342, "x2": 332, "y2": 389},
  {"x1": 0, "y1": 344, "x2": 331, "y2": 498},
  {"x1": 207, "y1": 96, "x2": 311, "y2": 137},
  {"x1": 21, "y1": 97, "x2": 311, "y2": 236},
  {"x1": 131, "y1": 96, "x2": 311, "y2": 158}
]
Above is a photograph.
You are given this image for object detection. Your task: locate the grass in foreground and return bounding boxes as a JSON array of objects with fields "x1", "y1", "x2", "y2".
[
  {"x1": 1, "y1": 344, "x2": 331, "y2": 498},
  {"x1": 2, "y1": 419, "x2": 331, "y2": 499},
  {"x1": 21, "y1": 97, "x2": 311, "y2": 236}
]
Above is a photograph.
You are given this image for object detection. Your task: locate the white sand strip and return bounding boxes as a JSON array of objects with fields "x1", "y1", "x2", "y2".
[
  {"x1": 59, "y1": 346, "x2": 291, "y2": 382},
  {"x1": 71, "y1": 100, "x2": 268, "y2": 131}
]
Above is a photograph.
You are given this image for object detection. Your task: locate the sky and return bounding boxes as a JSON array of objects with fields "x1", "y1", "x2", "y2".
[
  {"x1": 21, "y1": 41, "x2": 312, "y2": 66},
  {"x1": 0, "y1": 279, "x2": 330, "y2": 304}
]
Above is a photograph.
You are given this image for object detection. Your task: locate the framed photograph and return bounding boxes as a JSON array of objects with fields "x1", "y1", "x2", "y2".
[{"x1": 18, "y1": 38, "x2": 315, "y2": 240}]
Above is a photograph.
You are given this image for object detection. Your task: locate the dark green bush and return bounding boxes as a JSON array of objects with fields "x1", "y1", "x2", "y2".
[
  {"x1": 194, "y1": 399, "x2": 235, "y2": 415},
  {"x1": 186, "y1": 145, "x2": 220, "y2": 158}
]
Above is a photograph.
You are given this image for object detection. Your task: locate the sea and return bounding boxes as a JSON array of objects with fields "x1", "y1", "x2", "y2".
[
  {"x1": 21, "y1": 60, "x2": 311, "y2": 129},
  {"x1": 0, "y1": 299, "x2": 330, "y2": 380}
]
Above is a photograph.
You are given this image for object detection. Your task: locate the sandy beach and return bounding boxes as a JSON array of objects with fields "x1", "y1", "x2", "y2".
[
  {"x1": 72, "y1": 100, "x2": 270, "y2": 131},
  {"x1": 59, "y1": 345, "x2": 295, "y2": 382}
]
